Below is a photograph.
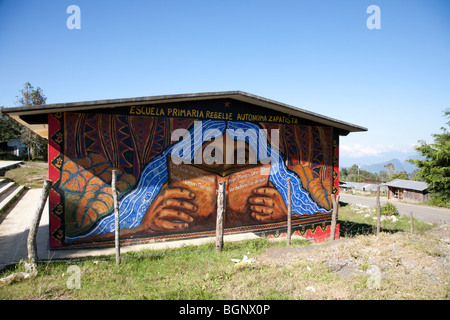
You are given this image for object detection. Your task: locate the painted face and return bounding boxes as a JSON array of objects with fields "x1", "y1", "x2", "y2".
[{"x1": 194, "y1": 131, "x2": 257, "y2": 172}]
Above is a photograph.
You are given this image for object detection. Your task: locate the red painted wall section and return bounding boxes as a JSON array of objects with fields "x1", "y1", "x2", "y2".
[{"x1": 48, "y1": 113, "x2": 63, "y2": 248}]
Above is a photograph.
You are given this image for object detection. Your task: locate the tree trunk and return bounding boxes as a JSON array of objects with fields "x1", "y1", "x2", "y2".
[
  {"x1": 376, "y1": 185, "x2": 381, "y2": 235},
  {"x1": 286, "y1": 178, "x2": 292, "y2": 246},
  {"x1": 329, "y1": 194, "x2": 339, "y2": 241},
  {"x1": 216, "y1": 181, "x2": 225, "y2": 252},
  {"x1": 27, "y1": 180, "x2": 52, "y2": 271},
  {"x1": 112, "y1": 170, "x2": 120, "y2": 265}
]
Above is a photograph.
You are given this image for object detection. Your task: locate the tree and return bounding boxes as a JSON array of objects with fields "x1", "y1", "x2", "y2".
[
  {"x1": 16, "y1": 82, "x2": 47, "y2": 106},
  {"x1": 339, "y1": 167, "x2": 349, "y2": 181},
  {"x1": 384, "y1": 163, "x2": 395, "y2": 180},
  {"x1": 389, "y1": 171, "x2": 409, "y2": 181},
  {"x1": 15, "y1": 82, "x2": 48, "y2": 161},
  {"x1": 409, "y1": 109, "x2": 450, "y2": 203},
  {"x1": 0, "y1": 107, "x2": 22, "y2": 142},
  {"x1": 342, "y1": 164, "x2": 381, "y2": 182}
]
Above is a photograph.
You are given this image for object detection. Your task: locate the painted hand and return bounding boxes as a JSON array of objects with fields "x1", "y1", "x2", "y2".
[
  {"x1": 294, "y1": 164, "x2": 332, "y2": 210},
  {"x1": 248, "y1": 183, "x2": 288, "y2": 222},
  {"x1": 140, "y1": 184, "x2": 198, "y2": 232}
]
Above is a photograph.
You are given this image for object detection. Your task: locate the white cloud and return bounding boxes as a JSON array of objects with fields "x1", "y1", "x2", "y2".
[{"x1": 340, "y1": 143, "x2": 413, "y2": 158}]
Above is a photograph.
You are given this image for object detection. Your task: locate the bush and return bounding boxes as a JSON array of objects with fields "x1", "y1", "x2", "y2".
[
  {"x1": 427, "y1": 196, "x2": 450, "y2": 209},
  {"x1": 381, "y1": 202, "x2": 399, "y2": 216},
  {"x1": 0, "y1": 151, "x2": 25, "y2": 161}
]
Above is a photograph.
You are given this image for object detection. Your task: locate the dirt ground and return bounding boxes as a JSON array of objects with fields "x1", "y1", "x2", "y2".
[{"x1": 256, "y1": 225, "x2": 450, "y2": 299}]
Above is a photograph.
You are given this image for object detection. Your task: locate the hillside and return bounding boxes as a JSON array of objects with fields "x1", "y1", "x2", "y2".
[{"x1": 361, "y1": 158, "x2": 417, "y2": 174}]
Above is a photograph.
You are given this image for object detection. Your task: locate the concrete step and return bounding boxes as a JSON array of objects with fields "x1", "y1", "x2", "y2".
[
  {"x1": 0, "y1": 161, "x2": 23, "y2": 177},
  {"x1": 0, "y1": 185, "x2": 25, "y2": 213},
  {"x1": 0, "y1": 181, "x2": 16, "y2": 196}
]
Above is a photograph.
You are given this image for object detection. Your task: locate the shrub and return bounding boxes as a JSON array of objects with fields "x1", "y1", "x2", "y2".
[
  {"x1": 380, "y1": 202, "x2": 399, "y2": 216},
  {"x1": 0, "y1": 151, "x2": 24, "y2": 161},
  {"x1": 427, "y1": 196, "x2": 450, "y2": 209}
]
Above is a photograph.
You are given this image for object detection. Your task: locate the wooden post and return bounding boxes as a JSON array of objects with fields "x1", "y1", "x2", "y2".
[
  {"x1": 27, "y1": 179, "x2": 52, "y2": 272},
  {"x1": 286, "y1": 178, "x2": 292, "y2": 246},
  {"x1": 376, "y1": 185, "x2": 381, "y2": 236},
  {"x1": 216, "y1": 181, "x2": 225, "y2": 252},
  {"x1": 112, "y1": 170, "x2": 120, "y2": 265},
  {"x1": 330, "y1": 194, "x2": 339, "y2": 241},
  {"x1": 410, "y1": 212, "x2": 414, "y2": 234}
]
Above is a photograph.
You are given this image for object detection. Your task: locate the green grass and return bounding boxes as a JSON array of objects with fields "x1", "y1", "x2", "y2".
[
  {"x1": 0, "y1": 238, "x2": 311, "y2": 300},
  {"x1": 338, "y1": 201, "x2": 436, "y2": 237},
  {"x1": 0, "y1": 201, "x2": 444, "y2": 300},
  {"x1": 4, "y1": 162, "x2": 48, "y2": 189}
]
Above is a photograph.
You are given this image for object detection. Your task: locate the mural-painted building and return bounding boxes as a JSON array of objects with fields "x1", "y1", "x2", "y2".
[{"x1": 3, "y1": 91, "x2": 367, "y2": 248}]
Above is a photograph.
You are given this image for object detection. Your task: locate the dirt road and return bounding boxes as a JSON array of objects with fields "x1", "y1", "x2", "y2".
[{"x1": 339, "y1": 193, "x2": 450, "y2": 225}]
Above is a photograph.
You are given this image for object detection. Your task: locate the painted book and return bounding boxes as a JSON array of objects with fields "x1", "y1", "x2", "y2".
[{"x1": 167, "y1": 155, "x2": 271, "y2": 220}]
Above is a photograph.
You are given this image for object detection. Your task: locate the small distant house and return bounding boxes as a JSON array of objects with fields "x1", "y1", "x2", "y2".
[
  {"x1": 340, "y1": 181, "x2": 387, "y2": 194},
  {"x1": 0, "y1": 139, "x2": 27, "y2": 157},
  {"x1": 384, "y1": 179, "x2": 429, "y2": 202}
]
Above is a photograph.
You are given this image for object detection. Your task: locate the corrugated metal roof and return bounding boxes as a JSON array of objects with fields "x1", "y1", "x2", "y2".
[
  {"x1": 383, "y1": 179, "x2": 428, "y2": 191},
  {"x1": 1, "y1": 91, "x2": 367, "y2": 138},
  {"x1": 340, "y1": 182, "x2": 387, "y2": 192}
]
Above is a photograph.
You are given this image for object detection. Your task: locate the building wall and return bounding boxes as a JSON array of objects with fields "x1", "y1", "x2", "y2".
[
  {"x1": 404, "y1": 189, "x2": 430, "y2": 202},
  {"x1": 388, "y1": 187, "x2": 429, "y2": 202},
  {"x1": 48, "y1": 99, "x2": 339, "y2": 248},
  {"x1": 0, "y1": 139, "x2": 27, "y2": 157}
]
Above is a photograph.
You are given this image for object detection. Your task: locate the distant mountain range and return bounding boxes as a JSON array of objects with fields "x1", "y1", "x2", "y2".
[
  {"x1": 340, "y1": 151, "x2": 422, "y2": 174},
  {"x1": 360, "y1": 158, "x2": 417, "y2": 174}
]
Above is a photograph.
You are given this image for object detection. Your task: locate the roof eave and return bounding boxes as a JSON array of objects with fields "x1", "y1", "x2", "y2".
[{"x1": 2, "y1": 91, "x2": 367, "y2": 139}]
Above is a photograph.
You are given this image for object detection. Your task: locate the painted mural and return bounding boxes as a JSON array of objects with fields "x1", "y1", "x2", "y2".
[{"x1": 48, "y1": 99, "x2": 339, "y2": 248}]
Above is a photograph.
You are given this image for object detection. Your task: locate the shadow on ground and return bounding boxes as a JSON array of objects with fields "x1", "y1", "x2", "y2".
[{"x1": 338, "y1": 201, "x2": 403, "y2": 238}]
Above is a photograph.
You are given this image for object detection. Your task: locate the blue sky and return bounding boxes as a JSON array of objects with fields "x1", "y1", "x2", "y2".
[{"x1": 1, "y1": 0, "x2": 449, "y2": 166}]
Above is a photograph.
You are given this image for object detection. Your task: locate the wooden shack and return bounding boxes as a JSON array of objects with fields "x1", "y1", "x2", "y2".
[
  {"x1": 384, "y1": 179, "x2": 429, "y2": 202},
  {"x1": 2, "y1": 91, "x2": 366, "y2": 248}
]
